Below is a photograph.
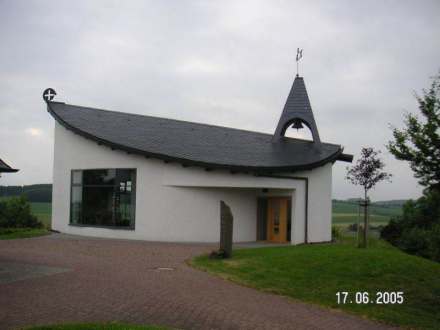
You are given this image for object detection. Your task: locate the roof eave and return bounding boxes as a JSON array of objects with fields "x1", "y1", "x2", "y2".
[
  {"x1": 0, "y1": 168, "x2": 19, "y2": 173},
  {"x1": 337, "y1": 153, "x2": 353, "y2": 163}
]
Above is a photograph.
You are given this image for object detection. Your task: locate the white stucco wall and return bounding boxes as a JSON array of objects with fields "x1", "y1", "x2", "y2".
[
  {"x1": 295, "y1": 164, "x2": 333, "y2": 243},
  {"x1": 52, "y1": 122, "x2": 333, "y2": 244}
]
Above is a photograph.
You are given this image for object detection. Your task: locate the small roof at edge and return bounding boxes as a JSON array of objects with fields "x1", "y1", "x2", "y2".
[{"x1": 0, "y1": 158, "x2": 19, "y2": 173}]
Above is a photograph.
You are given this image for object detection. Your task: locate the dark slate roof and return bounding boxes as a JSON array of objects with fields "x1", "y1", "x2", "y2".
[
  {"x1": 47, "y1": 102, "x2": 352, "y2": 173},
  {"x1": 0, "y1": 158, "x2": 18, "y2": 173}
]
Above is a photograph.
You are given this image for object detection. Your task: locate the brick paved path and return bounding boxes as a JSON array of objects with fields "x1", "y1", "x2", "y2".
[{"x1": 0, "y1": 234, "x2": 393, "y2": 330}]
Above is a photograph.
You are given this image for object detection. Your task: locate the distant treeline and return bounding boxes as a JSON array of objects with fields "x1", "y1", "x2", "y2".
[{"x1": 0, "y1": 184, "x2": 52, "y2": 203}]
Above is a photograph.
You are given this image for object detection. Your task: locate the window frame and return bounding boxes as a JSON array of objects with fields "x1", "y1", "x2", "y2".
[{"x1": 69, "y1": 168, "x2": 137, "y2": 230}]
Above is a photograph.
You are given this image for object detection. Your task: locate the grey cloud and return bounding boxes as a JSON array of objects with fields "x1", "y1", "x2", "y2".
[{"x1": 1, "y1": 0, "x2": 439, "y2": 200}]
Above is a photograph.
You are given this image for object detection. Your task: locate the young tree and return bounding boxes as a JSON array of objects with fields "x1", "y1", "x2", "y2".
[
  {"x1": 387, "y1": 74, "x2": 440, "y2": 192},
  {"x1": 346, "y1": 147, "x2": 392, "y2": 247}
]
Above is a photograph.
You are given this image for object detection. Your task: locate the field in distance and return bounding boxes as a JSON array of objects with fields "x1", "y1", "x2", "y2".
[
  {"x1": 332, "y1": 199, "x2": 405, "y2": 227},
  {"x1": 30, "y1": 202, "x2": 52, "y2": 228}
]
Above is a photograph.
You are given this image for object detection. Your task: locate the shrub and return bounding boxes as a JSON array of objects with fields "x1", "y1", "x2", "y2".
[
  {"x1": 0, "y1": 196, "x2": 43, "y2": 228},
  {"x1": 427, "y1": 224, "x2": 440, "y2": 262},
  {"x1": 401, "y1": 191, "x2": 440, "y2": 229},
  {"x1": 347, "y1": 223, "x2": 358, "y2": 232},
  {"x1": 381, "y1": 190, "x2": 440, "y2": 262},
  {"x1": 380, "y1": 218, "x2": 404, "y2": 245},
  {"x1": 332, "y1": 225, "x2": 343, "y2": 242},
  {"x1": 382, "y1": 222, "x2": 440, "y2": 262},
  {"x1": 397, "y1": 227, "x2": 431, "y2": 259},
  {"x1": 373, "y1": 225, "x2": 384, "y2": 232}
]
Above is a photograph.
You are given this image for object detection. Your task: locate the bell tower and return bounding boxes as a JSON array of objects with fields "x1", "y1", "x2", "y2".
[{"x1": 272, "y1": 74, "x2": 321, "y2": 144}]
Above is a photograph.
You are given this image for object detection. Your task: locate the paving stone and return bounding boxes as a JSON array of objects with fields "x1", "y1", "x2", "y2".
[{"x1": 0, "y1": 234, "x2": 393, "y2": 330}]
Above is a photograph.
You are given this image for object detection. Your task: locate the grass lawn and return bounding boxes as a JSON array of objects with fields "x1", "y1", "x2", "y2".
[
  {"x1": 0, "y1": 227, "x2": 50, "y2": 240},
  {"x1": 191, "y1": 238, "x2": 440, "y2": 329},
  {"x1": 25, "y1": 323, "x2": 169, "y2": 330}
]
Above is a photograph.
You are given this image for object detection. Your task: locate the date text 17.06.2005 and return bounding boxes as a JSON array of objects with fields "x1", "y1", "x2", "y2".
[{"x1": 336, "y1": 291, "x2": 404, "y2": 304}]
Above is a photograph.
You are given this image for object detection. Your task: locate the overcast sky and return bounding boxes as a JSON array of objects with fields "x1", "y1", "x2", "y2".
[{"x1": 1, "y1": 0, "x2": 439, "y2": 201}]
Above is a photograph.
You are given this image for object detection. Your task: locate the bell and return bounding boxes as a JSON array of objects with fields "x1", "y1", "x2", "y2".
[{"x1": 292, "y1": 119, "x2": 304, "y2": 130}]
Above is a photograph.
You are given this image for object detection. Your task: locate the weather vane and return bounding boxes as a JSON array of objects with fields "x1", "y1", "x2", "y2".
[{"x1": 296, "y1": 48, "x2": 303, "y2": 76}]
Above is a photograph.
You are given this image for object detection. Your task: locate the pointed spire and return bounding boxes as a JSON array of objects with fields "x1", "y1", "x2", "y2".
[{"x1": 272, "y1": 75, "x2": 321, "y2": 144}]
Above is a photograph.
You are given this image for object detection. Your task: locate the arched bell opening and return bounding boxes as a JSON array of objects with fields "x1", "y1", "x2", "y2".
[{"x1": 281, "y1": 118, "x2": 315, "y2": 142}]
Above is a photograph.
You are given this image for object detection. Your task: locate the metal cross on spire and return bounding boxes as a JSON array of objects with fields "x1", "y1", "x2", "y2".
[
  {"x1": 296, "y1": 48, "x2": 303, "y2": 77},
  {"x1": 42, "y1": 88, "x2": 57, "y2": 102}
]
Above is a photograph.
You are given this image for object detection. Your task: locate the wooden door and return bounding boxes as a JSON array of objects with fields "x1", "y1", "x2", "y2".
[{"x1": 267, "y1": 197, "x2": 289, "y2": 243}]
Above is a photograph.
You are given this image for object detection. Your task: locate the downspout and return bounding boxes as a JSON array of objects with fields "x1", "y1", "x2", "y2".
[{"x1": 255, "y1": 174, "x2": 309, "y2": 244}]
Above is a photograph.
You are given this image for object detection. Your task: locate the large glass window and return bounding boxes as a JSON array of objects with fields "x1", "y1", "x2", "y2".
[{"x1": 70, "y1": 169, "x2": 136, "y2": 229}]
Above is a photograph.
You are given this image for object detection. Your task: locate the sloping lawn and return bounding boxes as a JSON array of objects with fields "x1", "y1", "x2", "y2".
[
  {"x1": 0, "y1": 227, "x2": 49, "y2": 240},
  {"x1": 192, "y1": 238, "x2": 440, "y2": 329},
  {"x1": 25, "y1": 323, "x2": 169, "y2": 330}
]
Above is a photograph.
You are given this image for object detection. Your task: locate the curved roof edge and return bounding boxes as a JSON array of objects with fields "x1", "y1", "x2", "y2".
[{"x1": 47, "y1": 101, "x2": 352, "y2": 174}]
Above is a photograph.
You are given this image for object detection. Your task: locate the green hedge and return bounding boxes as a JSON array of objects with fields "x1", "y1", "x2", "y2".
[
  {"x1": 381, "y1": 190, "x2": 440, "y2": 262},
  {"x1": 0, "y1": 196, "x2": 43, "y2": 228}
]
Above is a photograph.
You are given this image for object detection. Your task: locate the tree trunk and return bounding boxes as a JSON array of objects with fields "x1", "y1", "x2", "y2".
[{"x1": 363, "y1": 190, "x2": 368, "y2": 248}]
